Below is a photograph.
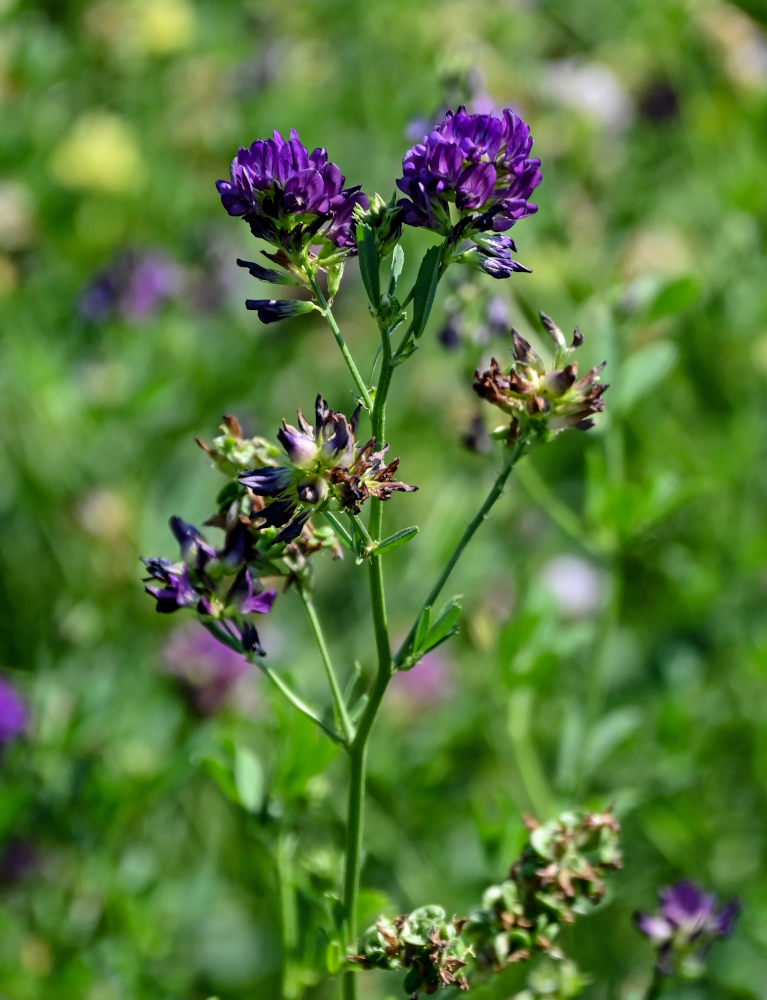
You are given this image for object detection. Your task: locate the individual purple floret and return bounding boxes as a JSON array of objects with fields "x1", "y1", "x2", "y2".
[
  {"x1": 396, "y1": 106, "x2": 542, "y2": 237},
  {"x1": 635, "y1": 880, "x2": 740, "y2": 975},
  {"x1": 0, "y1": 676, "x2": 27, "y2": 745},
  {"x1": 217, "y1": 129, "x2": 369, "y2": 255},
  {"x1": 142, "y1": 519, "x2": 277, "y2": 656}
]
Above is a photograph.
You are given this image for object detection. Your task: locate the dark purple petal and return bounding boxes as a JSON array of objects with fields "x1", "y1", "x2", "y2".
[
  {"x1": 239, "y1": 466, "x2": 293, "y2": 496},
  {"x1": 245, "y1": 298, "x2": 314, "y2": 324},
  {"x1": 661, "y1": 881, "x2": 711, "y2": 928}
]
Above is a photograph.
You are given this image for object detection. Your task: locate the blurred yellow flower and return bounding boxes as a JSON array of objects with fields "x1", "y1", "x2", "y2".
[
  {"x1": 133, "y1": 0, "x2": 196, "y2": 54},
  {"x1": 85, "y1": 0, "x2": 195, "y2": 57},
  {"x1": 49, "y1": 112, "x2": 144, "y2": 193}
]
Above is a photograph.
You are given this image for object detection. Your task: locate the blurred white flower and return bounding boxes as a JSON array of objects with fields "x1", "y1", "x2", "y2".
[
  {"x1": 540, "y1": 554, "x2": 605, "y2": 617},
  {"x1": 541, "y1": 60, "x2": 633, "y2": 131}
]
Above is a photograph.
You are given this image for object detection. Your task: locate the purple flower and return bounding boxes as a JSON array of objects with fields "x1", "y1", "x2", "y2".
[
  {"x1": 161, "y1": 623, "x2": 255, "y2": 716},
  {"x1": 396, "y1": 107, "x2": 542, "y2": 236},
  {"x1": 79, "y1": 249, "x2": 182, "y2": 323},
  {"x1": 635, "y1": 880, "x2": 740, "y2": 975},
  {"x1": 142, "y1": 520, "x2": 277, "y2": 656},
  {"x1": 245, "y1": 298, "x2": 315, "y2": 324},
  {"x1": 216, "y1": 129, "x2": 369, "y2": 255},
  {"x1": 0, "y1": 676, "x2": 27, "y2": 745}
]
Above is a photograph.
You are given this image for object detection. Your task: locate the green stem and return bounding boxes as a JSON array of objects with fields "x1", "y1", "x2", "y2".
[
  {"x1": 276, "y1": 833, "x2": 301, "y2": 999},
  {"x1": 342, "y1": 499, "x2": 391, "y2": 1000},
  {"x1": 394, "y1": 436, "x2": 527, "y2": 667},
  {"x1": 251, "y1": 656, "x2": 345, "y2": 747},
  {"x1": 298, "y1": 587, "x2": 355, "y2": 744},
  {"x1": 308, "y1": 272, "x2": 373, "y2": 411},
  {"x1": 642, "y1": 969, "x2": 665, "y2": 1000}
]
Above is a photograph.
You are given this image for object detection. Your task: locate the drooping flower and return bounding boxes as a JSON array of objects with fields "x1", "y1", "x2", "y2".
[
  {"x1": 239, "y1": 395, "x2": 416, "y2": 540},
  {"x1": 142, "y1": 518, "x2": 276, "y2": 655},
  {"x1": 635, "y1": 880, "x2": 740, "y2": 976},
  {"x1": 473, "y1": 312, "x2": 607, "y2": 444},
  {"x1": 216, "y1": 129, "x2": 369, "y2": 258},
  {"x1": 397, "y1": 107, "x2": 542, "y2": 237},
  {"x1": 0, "y1": 676, "x2": 27, "y2": 746}
]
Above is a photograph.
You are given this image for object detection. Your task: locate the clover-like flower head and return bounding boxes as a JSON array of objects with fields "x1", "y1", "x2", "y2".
[
  {"x1": 217, "y1": 129, "x2": 369, "y2": 256},
  {"x1": 239, "y1": 395, "x2": 417, "y2": 541},
  {"x1": 142, "y1": 518, "x2": 276, "y2": 656},
  {"x1": 474, "y1": 313, "x2": 607, "y2": 444},
  {"x1": 397, "y1": 107, "x2": 542, "y2": 236}
]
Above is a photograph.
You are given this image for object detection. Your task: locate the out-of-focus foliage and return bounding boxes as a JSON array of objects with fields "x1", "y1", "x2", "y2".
[{"x1": 1, "y1": 0, "x2": 766, "y2": 997}]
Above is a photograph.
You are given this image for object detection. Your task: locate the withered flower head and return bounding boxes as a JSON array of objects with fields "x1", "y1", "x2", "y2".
[
  {"x1": 239, "y1": 395, "x2": 417, "y2": 541},
  {"x1": 473, "y1": 312, "x2": 607, "y2": 444}
]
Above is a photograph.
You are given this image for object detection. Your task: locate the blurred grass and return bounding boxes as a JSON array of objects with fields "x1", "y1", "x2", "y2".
[{"x1": 2, "y1": 0, "x2": 767, "y2": 997}]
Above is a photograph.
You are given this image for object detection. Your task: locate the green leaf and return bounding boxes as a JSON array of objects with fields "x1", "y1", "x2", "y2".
[
  {"x1": 645, "y1": 275, "x2": 701, "y2": 321},
  {"x1": 411, "y1": 243, "x2": 443, "y2": 339},
  {"x1": 372, "y1": 525, "x2": 419, "y2": 557},
  {"x1": 325, "y1": 939, "x2": 343, "y2": 975},
  {"x1": 412, "y1": 606, "x2": 432, "y2": 652},
  {"x1": 422, "y1": 596, "x2": 463, "y2": 651},
  {"x1": 388, "y1": 243, "x2": 404, "y2": 296},
  {"x1": 200, "y1": 756, "x2": 239, "y2": 805},
  {"x1": 615, "y1": 340, "x2": 678, "y2": 413},
  {"x1": 403, "y1": 596, "x2": 463, "y2": 668},
  {"x1": 234, "y1": 745, "x2": 263, "y2": 813},
  {"x1": 356, "y1": 223, "x2": 380, "y2": 307}
]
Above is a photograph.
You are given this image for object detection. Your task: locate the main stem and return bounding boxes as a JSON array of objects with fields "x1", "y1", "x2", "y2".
[
  {"x1": 342, "y1": 317, "x2": 395, "y2": 1000},
  {"x1": 395, "y1": 436, "x2": 527, "y2": 667}
]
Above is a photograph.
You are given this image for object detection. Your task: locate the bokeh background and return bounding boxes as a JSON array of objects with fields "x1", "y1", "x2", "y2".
[{"x1": 2, "y1": 0, "x2": 767, "y2": 997}]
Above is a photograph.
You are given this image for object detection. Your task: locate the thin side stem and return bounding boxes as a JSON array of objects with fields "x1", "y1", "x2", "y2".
[
  {"x1": 298, "y1": 587, "x2": 355, "y2": 744},
  {"x1": 394, "y1": 437, "x2": 527, "y2": 667},
  {"x1": 251, "y1": 656, "x2": 345, "y2": 747},
  {"x1": 642, "y1": 969, "x2": 665, "y2": 1000},
  {"x1": 309, "y1": 273, "x2": 373, "y2": 411}
]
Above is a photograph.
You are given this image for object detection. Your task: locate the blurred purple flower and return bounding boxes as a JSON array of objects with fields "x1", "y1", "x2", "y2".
[
  {"x1": 396, "y1": 106, "x2": 542, "y2": 236},
  {"x1": 390, "y1": 648, "x2": 453, "y2": 708},
  {"x1": 635, "y1": 880, "x2": 740, "y2": 975},
  {"x1": 161, "y1": 623, "x2": 254, "y2": 715},
  {"x1": 0, "y1": 676, "x2": 27, "y2": 745},
  {"x1": 79, "y1": 249, "x2": 183, "y2": 323},
  {"x1": 217, "y1": 129, "x2": 368, "y2": 253},
  {"x1": 0, "y1": 838, "x2": 36, "y2": 884}
]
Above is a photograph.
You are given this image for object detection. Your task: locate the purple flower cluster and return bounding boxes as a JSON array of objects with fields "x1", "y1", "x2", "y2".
[
  {"x1": 142, "y1": 517, "x2": 276, "y2": 655},
  {"x1": 217, "y1": 129, "x2": 368, "y2": 255},
  {"x1": 396, "y1": 107, "x2": 542, "y2": 238},
  {"x1": 635, "y1": 880, "x2": 739, "y2": 975}
]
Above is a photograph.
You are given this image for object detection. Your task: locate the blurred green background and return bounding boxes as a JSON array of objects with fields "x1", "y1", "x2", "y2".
[{"x1": 2, "y1": 0, "x2": 767, "y2": 997}]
